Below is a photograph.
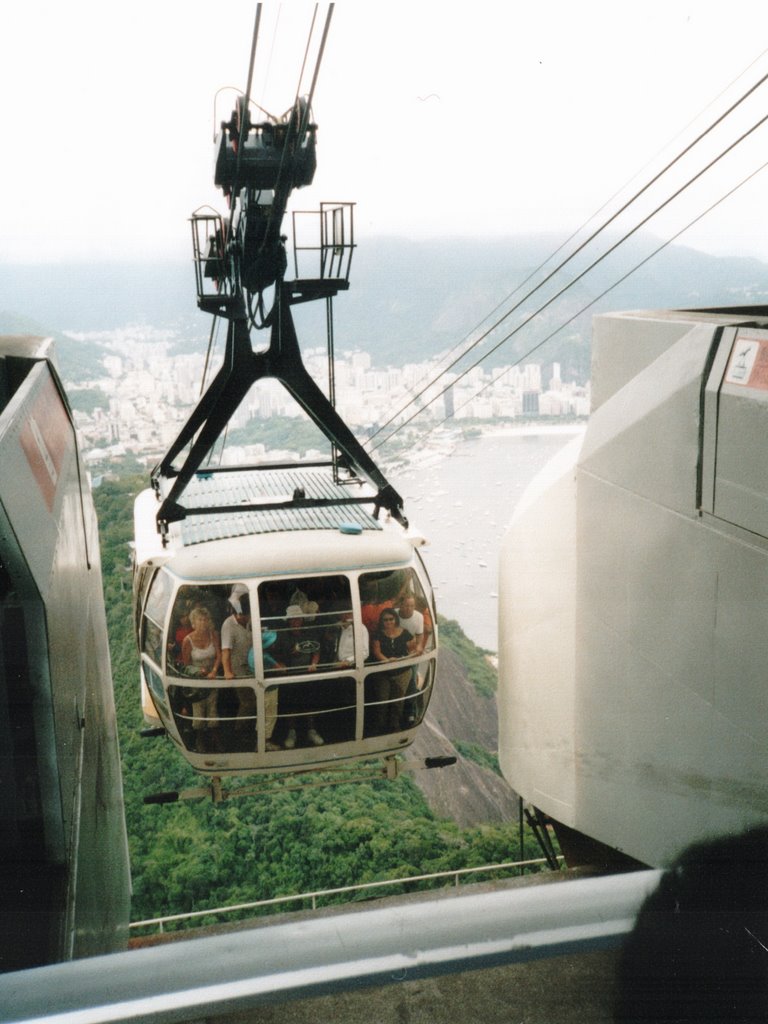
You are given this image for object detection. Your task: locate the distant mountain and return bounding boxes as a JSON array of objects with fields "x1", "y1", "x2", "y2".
[
  {"x1": 0, "y1": 262, "x2": 196, "y2": 334},
  {"x1": 2, "y1": 236, "x2": 768, "y2": 382},
  {"x1": 0, "y1": 309, "x2": 105, "y2": 381}
]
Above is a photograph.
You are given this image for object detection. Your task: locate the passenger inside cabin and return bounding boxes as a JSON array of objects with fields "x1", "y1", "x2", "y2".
[
  {"x1": 259, "y1": 627, "x2": 280, "y2": 670},
  {"x1": 396, "y1": 594, "x2": 426, "y2": 725},
  {"x1": 415, "y1": 594, "x2": 434, "y2": 652},
  {"x1": 179, "y1": 605, "x2": 222, "y2": 741},
  {"x1": 272, "y1": 604, "x2": 324, "y2": 749},
  {"x1": 180, "y1": 606, "x2": 222, "y2": 679},
  {"x1": 360, "y1": 570, "x2": 413, "y2": 641},
  {"x1": 370, "y1": 609, "x2": 416, "y2": 733},
  {"x1": 361, "y1": 596, "x2": 392, "y2": 640},
  {"x1": 327, "y1": 606, "x2": 367, "y2": 668},
  {"x1": 371, "y1": 608, "x2": 416, "y2": 662},
  {"x1": 222, "y1": 587, "x2": 281, "y2": 751},
  {"x1": 171, "y1": 598, "x2": 194, "y2": 666},
  {"x1": 396, "y1": 594, "x2": 426, "y2": 655},
  {"x1": 259, "y1": 581, "x2": 287, "y2": 622},
  {"x1": 369, "y1": 610, "x2": 413, "y2": 732},
  {"x1": 221, "y1": 588, "x2": 252, "y2": 680}
]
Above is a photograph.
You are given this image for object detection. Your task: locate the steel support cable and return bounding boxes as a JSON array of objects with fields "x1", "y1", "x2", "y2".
[
  {"x1": 245, "y1": 4, "x2": 333, "y2": 315},
  {"x1": 368, "y1": 48, "x2": 768, "y2": 436},
  {"x1": 257, "y1": 4, "x2": 282, "y2": 103},
  {"x1": 228, "y1": 5, "x2": 264, "y2": 241},
  {"x1": 369, "y1": 108, "x2": 768, "y2": 452},
  {"x1": 268, "y1": 3, "x2": 333, "y2": 210},
  {"x1": 198, "y1": 311, "x2": 232, "y2": 469},
  {"x1": 302, "y1": 4, "x2": 334, "y2": 115},
  {"x1": 294, "y1": 4, "x2": 320, "y2": 104},
  {"x1": 200, "y1": 315, "x2": 222, "y2": 397},
  {"x1": 242, "y1": 6, "x2": 262, "y2": 137},
  {"x1": 364, "y1": 65, "x2": 768, "y2": 448},
  {"x1": 425, "y1": 154, "x2": 768, "y2": 437}
]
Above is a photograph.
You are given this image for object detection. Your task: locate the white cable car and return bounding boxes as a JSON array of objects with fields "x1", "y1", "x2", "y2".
[
  {"x1": 133, "y1": 69, "x2": 449, "y2": 798},
  {"x1": 133, "y1": 468, "x2": 438, "y2": 784}
]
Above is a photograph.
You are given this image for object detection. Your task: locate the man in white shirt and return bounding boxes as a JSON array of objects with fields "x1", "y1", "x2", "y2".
[
  {"x1": 335, "y1": 608, "x2": 369, "y2": 667},
  {"x1": 222, "y1": 590, "x2": 279, "y2": 750},
  {"x1": 396, "y1": 594, "x2": 425, "y2": 654},
  {"x1": 396, "y1": 594, "x2": 426, "y2": 727},
  {"x1": 221, "y1": 592, "x2": 252, "y2": 679}
]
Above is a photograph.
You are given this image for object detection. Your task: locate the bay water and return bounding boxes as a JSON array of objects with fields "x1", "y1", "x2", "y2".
[{"x1": 395, "y1": 427, "x2": 583, "y2": 652}]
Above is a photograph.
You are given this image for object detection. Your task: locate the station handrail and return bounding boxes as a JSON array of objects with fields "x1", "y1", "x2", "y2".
[{"x1": 129, "y1": 855, "x2": 560, "y2": 933}]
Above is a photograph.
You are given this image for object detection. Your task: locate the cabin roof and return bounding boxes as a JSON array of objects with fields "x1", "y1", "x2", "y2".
[
  {"x1": 160, "y1": 526, "x2": 418, "y2": 580},
  {"x1": 176, "y1": 468, "x2": 383, "y2": 547},
  {"x1": 133, "y1": 467, "x2": 421, "y2": 571}
]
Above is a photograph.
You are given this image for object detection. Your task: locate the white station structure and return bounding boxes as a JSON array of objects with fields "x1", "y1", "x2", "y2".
[{"x1": 499, "y1": 307, "x2": 768, "y2": 867}]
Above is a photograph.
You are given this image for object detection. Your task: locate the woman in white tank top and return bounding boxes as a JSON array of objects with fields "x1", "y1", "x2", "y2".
[{"x1": 181, "y1": 606, "x2": 222, "y2": 733}]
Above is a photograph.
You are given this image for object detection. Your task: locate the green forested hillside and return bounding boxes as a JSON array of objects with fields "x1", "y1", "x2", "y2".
[
  {"x1": 226, "y1": 414, "x2": 331, "y2": 454},
  {"x1": 96, "y1": 476, "x2": 542, "y2": 927},
  {"x1": 0, "y1": 310, "x2": 106, "y2": 382}
]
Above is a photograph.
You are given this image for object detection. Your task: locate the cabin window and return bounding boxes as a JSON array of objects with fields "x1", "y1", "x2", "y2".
[
  {"x1": 167, "y1": 583, "x2": 237, "y2": 677},
  {"x1": 132, "y1": 564, "x2": 154, "y2": 640},
  {"x1": 166, "y1": 677, "x2": 359, "y2": 754},
  {"x1": 167, "y1": 683, "x2": 261, "y2": 753},
  {"x1": 142, "y1": 659, "x2": 168, "y2": 716},
  {"x1": 142, "y1": 619, "x2": 163, "y2": 666},
  {"x1": 268, "y1": 676, "x2": 356, "y2": 748},
  {"x1": 157, "y1": 569, "x2": 435, "y2": 754},
  {"x1": 363, "y1": 659, "x2": 434, "y2": 737},
  {"x1": 258, "y1": 575, "x2": 355, "y2": 674},
  {"x1": 359, "y1": 568, "x2": 435, "y2": 654},
  {"x1": 141, "y1": 568, "x2": 173, "y2": 666},
  {"x1": 144, "y1": 568, "x2": 173, "y2": 624}
]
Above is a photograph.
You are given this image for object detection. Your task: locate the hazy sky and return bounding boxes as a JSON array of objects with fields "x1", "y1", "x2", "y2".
[{"x1": 4, "y1": 1, "x2": 768, "y2": 263}]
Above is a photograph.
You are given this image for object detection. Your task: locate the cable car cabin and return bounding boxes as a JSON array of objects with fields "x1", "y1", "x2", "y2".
[{"x1": 132, "y1": 470, "x2": 437, "y2": 777}]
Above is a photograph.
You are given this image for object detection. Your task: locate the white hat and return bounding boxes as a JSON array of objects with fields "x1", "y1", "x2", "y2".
[
  {"x1": 229, "y1": 583, "x2": 248, "y2": 614},
  {"x1": 285, "y1": 604, "x2": 304, "y2": 618}
]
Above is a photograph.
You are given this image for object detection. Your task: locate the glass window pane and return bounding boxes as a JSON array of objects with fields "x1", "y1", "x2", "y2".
[
  {"x1": 403, "y1": 659, "x2": 434, "y2": 728},
  {"x1": 168, "y1": 584, "x2": 234, "y2": 677},
  {"x1": 144, "y1": 568, "x2": 173, "y2": 626},
  {"x1": 142, "y1": 659, "x2": 168, "y2": 716},
  {"x1": 141, "y1": 617, "x2": 163, "y2": 665},
  {"x1": 269, "y1": 677, "x2": 356, "y2": 748},
  {"x1": 359, "y1": 567, "x2": 433, "y2": 652},
  {"x1": 167, "y1": 684, "x2": 257, "y2": 754},
  {"x1": 259, "y1": 575, "x2": 353, "y2": 674},
  {"x1": 363, "y1": 664, "x2": 412, "y2": 737}
]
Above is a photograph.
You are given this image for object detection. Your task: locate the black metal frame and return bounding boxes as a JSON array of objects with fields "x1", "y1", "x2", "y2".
[
  {"x1": 151, "y1": 285, "x2": 406, "y2": 534},
  {"x1": 153, "y1": 93, "x2": 406, "y2": 540}
]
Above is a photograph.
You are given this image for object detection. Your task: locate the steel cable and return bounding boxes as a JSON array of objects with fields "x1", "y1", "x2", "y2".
[
  {"x1": 369, "y1": 105, "x2": 768, "y2": 451},
  {"x1": 426, "y1": 154, "x2": 768, "y2": 437},
  {"x1": 366, "y1": 61, "x2": 768, "y2": 448}
]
